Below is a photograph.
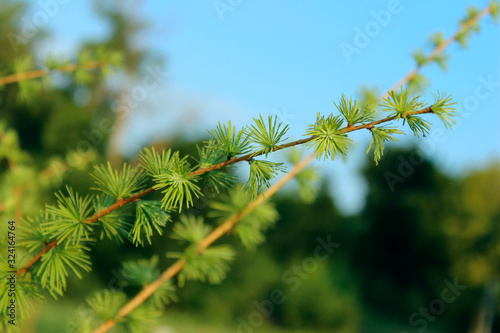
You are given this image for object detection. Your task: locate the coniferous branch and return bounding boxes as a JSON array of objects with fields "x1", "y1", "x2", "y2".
[
  {"x1": 119, "y1": 256, "x2": 177, "y2": 309},
  {"x1": 387, "y1": 3, "x2": 496, "y2": 95},
  {"x1": 130, "y1": 200, "x2": 171, "y2": 246},
  {"x1": 243, "y1": 160, "x2": 287, "y2": 198},
  {"x1": 94, "y1": 196, "x2": 133, "y2": 244},
  {"x1": 305, "y1": 113, "x2": 351, "y2": 160},
  {"x1": 195, "y1": 142, "x2": 237, "y2": 193},
  {"x1": 207, "y1": 121, "x2": 252, "y2": 159},
  {"x1": 16, "y1": 240, "x2": 58, "y2": 277},
  {"x1": 209, "y1": 187, "x2": 279, "y2": 249},
  {"x1": 366, "y1": 127, "x2": 405, "y2": 165},
  {"x1": 152, "y1": 153, "x2": 202, "y2": 212},
  {"x1": 0, "y1": 258, "x2": 42, "y2": 326},
  {"x1": 247, "y1": 115, "x2": 290, "y2": 157},
  {"x1": 91, "y1": 153, "x2": 316, "y2": 333},
  {"x1": 0, "y1": 49, "x2": 122, "y2": 86},
  {"x1": 44, "y1": 187, "x2": 94, "y2": 247},
  {"x1": 334, "y1": 94, "x2": 375, "y2": 126},
  {"x1": 381, "y1": 88, "x2": 426, "y2": 119},
  {"x1": 36, "y1": 243, "x2": 92, "y2": 298},
  {"x1": 16, "y1": 99, "x2": 452, "y2": 278},
  {"x1": 139, "y1": 147, "x2": 174, "y2": 178},
  {"x1": 14, "y1": 5, "x2": 487, "y2": 327},
  {"x1": 18, "y1": 214, "x2": 51, "y2": 253},
  {"x1": 430, "y1": 91, "x2": 458, "y2": 128},
  {"x1": 92, "y1": 163, "x2": 147, "y2": 199}
]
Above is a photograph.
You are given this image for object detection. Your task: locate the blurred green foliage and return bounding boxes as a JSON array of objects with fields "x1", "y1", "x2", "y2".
[{"x1": 0, "y1": 1, "x2": 499, "y2": 332}]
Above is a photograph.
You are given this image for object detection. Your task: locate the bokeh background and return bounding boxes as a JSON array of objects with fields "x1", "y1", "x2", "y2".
[{"x1": 0, "y1": 0, "x2": 499, "y2": 332}]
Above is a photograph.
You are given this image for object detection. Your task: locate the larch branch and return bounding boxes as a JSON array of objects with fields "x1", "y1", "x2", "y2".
[{"x1": 18, "y1": 105, "x2": 435, "y2": 277}]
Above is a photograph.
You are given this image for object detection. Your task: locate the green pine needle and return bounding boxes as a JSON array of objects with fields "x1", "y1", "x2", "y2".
[
  {"x1": 86, "y1": 290, "x2": 126, "y2": 320},
  {"x1": 196, "y1": 141, "x2": 226, "y2": 167},
  {"x1": 461, "y1": 6, "x2": 481, "y2": 32},
  {"x1": 406, "y1": 115, "x2": 432, "y2": 137},
  {"x1": 0, "y1": 258, "x2": 42, "y2": 322},
  {"x1": 305, "y1": 113, "x2": 351, "y2": 161},
  {"x1": 153, "y1": 154, "x2": 201, "y2": 212},
  {"x1": 456, "y1": 6, "x2": 481, "y2": 49},
  {"x1": 429, "y1": 31, "x2": 446, "y2": 48},
  {"x1": 68, "y1": 310, "x2": 96, "y2": 333},
  {"x1": 126, "y1": 303, "x2": 162, "y2": 332},
  {"x1": 44, "y1": 187, "x2": 94, "y2": 247},
  {"x1": 19, "y1": 213, "x2": 52, "y2": 253},
  {"x1": 168, "y1": 244, "x2": 235, "y2": 286},
  {"x1": 94, "y1": 195, "x2": 133, "y2": 244},
  {"x1": 91, "y1": 162, "x2": 146, "y2": 199},
  {"x1": 491, "y1": 0, "x2": 499, "y2": 23},
  {"x1": 207, "y1": 121, "x2": 252, "y2": 159},
  {"x1": 36, "y1": 243, "x2": 92, "y2": 298},
  {"x1": 196, "y1": 142, "x2": 236, "y2": 193},
  {"x1": 120, "y1": 256, "x2": 159, "y2": 286},
  {"x1": 431, "y1": 91, "x2": 458, "y2": 128},
  {"x1": 247, "y1": 115, "x2": 289, "y2": 157},
  {"x1": 167, "y1": 215, "x2": 235, "y2": 286},
  {"x1": 407, "y1": 73, "x2": 431, "y2": 94},
  {"x1": 203, "y1": 170, "x2": 237, "y2": 194},
  {"x1": 87, "y1": 290, "x2": 161, "y2": 332},
  {"x1": 243, "y1": 159, "x2": 286, "y2": 199},
  {"x1": 130, "y1": 200, "x2": 171, "y2": 246},
  {"x1": 139, "y1": 147, "x2": 173, "y2": 177},
  {"x1": 366, "y1": 126, "x2": 405, "y2": 165},
  {"x1": 170, "y1": 215, "x2": 211, "y2": 244},
  {"x1": 209, "y1": 187, "x2": 279, "y2": 250},
  {"x1": 295, "y1": 166, "x2": 320, "y2": 203},
  {"x1": 412, "y1": 48, "x2": 429, "y2": 67},
  {"x1": 434, "y1": 53, "x2": 450, "y2": 72},
  {"x1": 356, "y1": 84, "x2": 380, "y2": 111},
  {"x1": 381, "y1": 87, "x2": 426, "y2": 119},
  {"x1": 334, "y1": 94, "x2": 375, "y2": 125},
  {"x1": 120, "y1": 256, "x2": 177, "y2": 308}
]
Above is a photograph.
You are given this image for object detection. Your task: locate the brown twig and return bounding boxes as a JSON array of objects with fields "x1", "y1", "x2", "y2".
[
  {"x1": 92, "y1": 153, "x2": 316, "y2": 333},
  {"x1": 17, "y1": 240, "x2": 58, "y2": 277},
  {"x1": 386, "y1": 5, "x2": 492, "y2": 97},
  {"x1": 0, "y1": 61, "x2": 109, "y2": 86}
]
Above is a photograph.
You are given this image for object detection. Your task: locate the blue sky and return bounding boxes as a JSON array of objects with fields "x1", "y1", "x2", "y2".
[{"x1": 37, "y1": 0, "x2": 499, "y2": 214}]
